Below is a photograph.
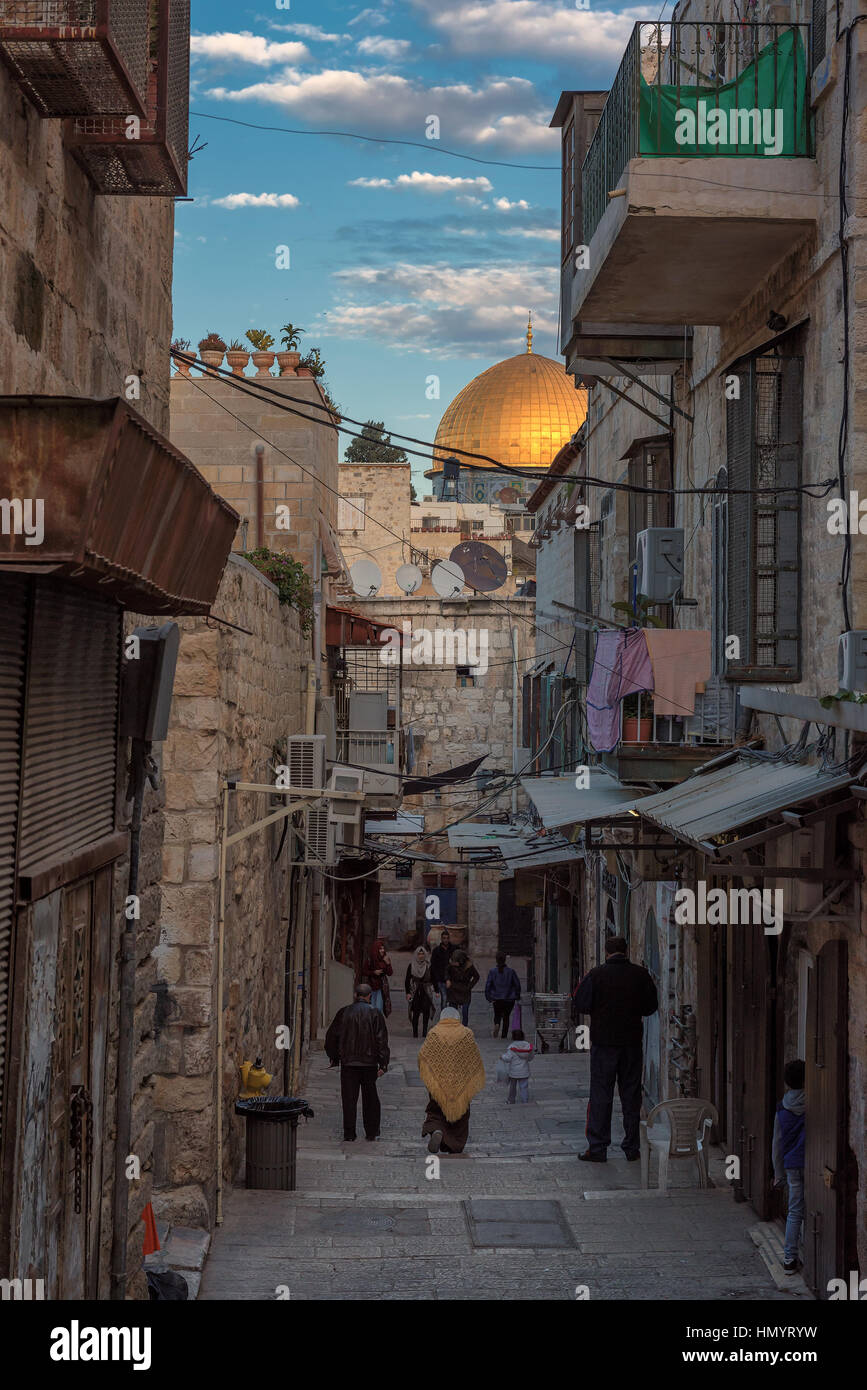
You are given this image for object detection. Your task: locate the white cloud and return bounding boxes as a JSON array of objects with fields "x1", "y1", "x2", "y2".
[
  {"x1": 205, "y1": 69, "x2": 557, "y2": 152},
  {"x1": 190, "y1": 32, "x2": 309, "y2": 65},
  {"x1": 212, "y1": 192, "x2": 300, "y2": 209},
  {"x1": 349, "y1": 7, "x2": 392, "y2": 27},
  {"x1": 499, "y1": 225, "x2": 559, "y2": 240},
  {"x1": 493, "y1": 196, "x2": 530, "y2": 211},
  {"x1": 350, "y1": 171, "x2": 493, "y2": 195},
  {"x1": 270, "y1": 24, "x2": 347, "y2": 42},
  {"x1": 357, "y1": 35, "x2": 412, "y2": 59},
  {"x1": 413, "y1": 0, "x2": 638, "y2": 63}
]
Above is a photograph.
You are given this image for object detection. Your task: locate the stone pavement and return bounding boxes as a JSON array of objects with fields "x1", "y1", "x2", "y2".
[{"x1": 200, "y1": 954, "x2": 804, "y2": 1302}]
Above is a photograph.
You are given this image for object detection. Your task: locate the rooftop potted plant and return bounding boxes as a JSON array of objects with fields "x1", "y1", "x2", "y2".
[
  {"x1": 245, "y1": 329, "x2": 276, "y2": 376},
  {"x1": 197, "y1": 331, "x2": 226, "y2": 375},
  {"x1": 297, "y1": 346, "x2": 325, "y2": 379},
  {"x1": 621, "y1": 692, "x2": 653, "y2": 745},
  {"x1": 277, "y1": 323, "x2": 305, "y2": 375},
  {"x1": 225, "y1": 338, "x2": 249, "y2": 376},
  {"x1": 171, "y1": 338, "x2": 192, "y2": 375}
]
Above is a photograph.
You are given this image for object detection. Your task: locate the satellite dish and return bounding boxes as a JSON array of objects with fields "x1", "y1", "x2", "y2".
[
  {"x1": 395, "y1": 563, "x2": 424, "y2": 595},
  {"x1": 431, "y1": 559, "x2": 465, "y2": 598},
  {"x1": 350, "y1": 558, "x2": 383, "y2": 597},
  {"x1": 449, "y1": 540, "x2": 508, "y2": 593},
  {"x1": 496, "y1": 486, "x2": 519, "y2": 504}
]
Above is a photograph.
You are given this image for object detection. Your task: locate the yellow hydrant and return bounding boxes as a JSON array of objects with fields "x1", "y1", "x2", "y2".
[{"x1": 239, "y1": 1057, "x2": 272, "y2": 1098}]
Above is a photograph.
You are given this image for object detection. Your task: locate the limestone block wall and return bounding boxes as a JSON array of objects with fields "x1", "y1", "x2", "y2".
[
  {"x1": 338, "y1": 462, "x2": 411, "y2": 596},
  {"x1": 153, "y1": 555, "x2": 308, "y2": 1227},
  {"x1": 0, "y1": 64, "x2": 174, "y2": 431}
]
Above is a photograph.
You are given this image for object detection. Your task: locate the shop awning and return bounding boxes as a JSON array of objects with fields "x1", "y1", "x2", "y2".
[
  {"x1": 493, "y1": 831, "x2": 581, "y2": 870},
  {"x1": 0, "y1": 396, "x2": 238, "y2": 614},
  {"x1": 365, "y1": 814, "x2": 424, "y2": 835},
  {"x1": 635, "y1": 757, "x2": 861, "y2": 851},
  {"x1": 520, "y1": 772, "x2": 645, "y2": 829}
]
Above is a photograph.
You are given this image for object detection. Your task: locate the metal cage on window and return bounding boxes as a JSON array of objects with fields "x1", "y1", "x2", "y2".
[{"x1": 0, "y1": 0, "x2": 150, "y2": 117}]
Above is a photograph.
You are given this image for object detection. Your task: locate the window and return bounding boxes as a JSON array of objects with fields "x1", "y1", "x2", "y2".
[
  {"x1": 626, "y1": 436, "x2": 673, "y2": 565},
  {"x1": 338, "y1": 495, "x2": 365, "y2": 531},
  {"x1": 561, "y1": 115, "x2": 576, "y2": 264},
  {"x1": 711, "y1": 467, "x2": 728, "y2": 677},
  {"x1": 725, "y1": 352, "x2": 802, "y2": 679}
]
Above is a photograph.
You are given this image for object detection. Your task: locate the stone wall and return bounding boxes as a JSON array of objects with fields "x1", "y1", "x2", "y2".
[
  {"x1": 338, "y1": 462, "x2": 411, "y2": 596},
  {"x1": 0, "y1": 65, "x2": 174, "y2": 430},
  {"x1": 153, "y1": 554, "x2": 309, "y2": 1227}
]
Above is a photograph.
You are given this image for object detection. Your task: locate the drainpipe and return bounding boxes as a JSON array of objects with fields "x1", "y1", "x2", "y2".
[
  {"x1": 511, "y1": 626, "x2": 519, "y2": 815},
  {"x1": 111, "y1": 739, "x2": 157, "y2": 1300},
  {"x1": 254, "y1": 444, "x2": 265, "y2": 548},
  {"x1": 215, "y1": 783, "x2": 229, "y2": 1225}
]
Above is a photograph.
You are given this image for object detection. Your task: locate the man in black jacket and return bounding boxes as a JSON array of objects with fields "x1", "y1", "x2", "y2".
[
  {"x1": 325, "y1": 984, "x2": 390, "y2": 1141},
  {"x1": 429, "y1": 928, "x2": 455, "y2": 1011},
  {"x1": 572, "y1": 936, "x2": 658, "y2": 1163}
]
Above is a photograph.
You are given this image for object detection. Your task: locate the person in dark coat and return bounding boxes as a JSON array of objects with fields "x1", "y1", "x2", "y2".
[
  {"x1": 772, "y1": 1058, "x2": 806, "y2": 1273},
  {"x1": 405, "y1": 946, "x2": 435, "y2": 1038},
  {"x1": 325, "y1": 984, "x2": 390, "y2": 1142},
  {"x1": 445, "y1": 949, "x2": 480, "y2": 1027},
  {"x1": 572, "y1": 936, "x2": 658, "y2": 1163},
  {"x1": 484, "y1": 952, "x2": 522, "y2": 1038},
  {"x1": 429, "y1": 928, "x2": 455, "y2": 1010}
]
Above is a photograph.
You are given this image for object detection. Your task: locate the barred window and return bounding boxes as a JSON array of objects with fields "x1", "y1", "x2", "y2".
[
  {"x1": 725, "y1": 353, "x2": 802, "y2": 680},
  {"x1": 626, "y1": 436, "x2": 673, "y2": 565}
]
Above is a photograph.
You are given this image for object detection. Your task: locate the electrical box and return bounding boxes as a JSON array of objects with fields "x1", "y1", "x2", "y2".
[
  {"x1": 837, "y1": 631, "x2": 867, "y2": 691},
  {"x1": 635, "y1": 527, "x2": 684, "y2": 603},
  {"x1": 119, "y1": 622, "x2": 180, "y2": 742}
]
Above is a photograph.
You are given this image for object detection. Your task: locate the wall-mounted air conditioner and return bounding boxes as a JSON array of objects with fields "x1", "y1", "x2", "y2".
[
  {"x1": 635, "y1": 527, "x2": 684, "y2": 603},
  {"x1": 316, "y1": 697, "x2": 337, "y2": 762},
  {"x1": 304, "y1": 805, "x2": 336, "y2": 867},
  {"x1": 837, "y1": 631, "x2": 867, "y2": 692},
  {"x1": 327, "y1": 767, "x2": 364, "y2": 826},
  {"x1": 286, "y1": 734, "x2": 327, "y2": 790}
]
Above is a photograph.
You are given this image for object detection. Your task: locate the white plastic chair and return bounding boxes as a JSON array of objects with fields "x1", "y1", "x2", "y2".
[{"x1": 640, "y1": 1099, "x2": 718, "y2": 1191}]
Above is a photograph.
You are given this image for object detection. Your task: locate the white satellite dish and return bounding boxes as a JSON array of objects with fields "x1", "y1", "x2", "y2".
[
  {"x1": 431, "y1": 559, "x2": 465, "y2": 598},
  {"x1": 395, "y1": 563, "x2": 424, "y2": 595},
  {"x1": 350, "y1": 558, "x2": 383, "y2": 597}
]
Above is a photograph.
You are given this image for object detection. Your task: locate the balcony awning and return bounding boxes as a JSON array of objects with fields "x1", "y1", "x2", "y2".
[
  {"x1": 403, "y1": 755, "x2": 485, "y2": 796},
  {"x1": 365, "y1": 814, "x2": 424, "y2": 835},
  {"x1": 635, "y1": 757, "x2": 860, "y2": 851},
  {"x1": 493, "y1": 830, "x2": 581, "y2": 870},
  {"x1": 521, "y1": 772, "x2": 645, "y2": 829},
  {"x1": 326, "y1": 603, "x2": 398, "y2": 647},
  {"x1": 0, "y1": 397, "x2": 238, "y2": 614},
  {"x1": 320, "y1": 517, "x2": 349, "y2": 580}
]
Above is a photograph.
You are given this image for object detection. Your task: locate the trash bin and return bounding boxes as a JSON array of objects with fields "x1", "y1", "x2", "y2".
[{"x1": 234, "y1": 1096, "x2": 314, "y2": 1191}]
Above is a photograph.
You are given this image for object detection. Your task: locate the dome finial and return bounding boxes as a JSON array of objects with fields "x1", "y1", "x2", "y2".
[{"x1": 526, "y1": 311, "x2": 533, "y2": 354}]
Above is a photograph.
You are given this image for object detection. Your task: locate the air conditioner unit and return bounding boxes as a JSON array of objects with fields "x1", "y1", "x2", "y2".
[
  {"x1": 337, "y1": 820, "x2": 364, "y2": 851},
  {"x1": 303, "y1": 805, "x2": 336, "y2": 867},
  {"x1": 327, "y1": 766, "x2": 364, "y2": 826},
  {"x1": 349, "y1": 690, "x2": 388, "y2": 730},
  {"x1": 316, "y1": 697, "x2": 337, "y2": 762},
  {"x1": 837, "y1": 631, "x2": 867, "y2": 692},
  {"x1": 286, "y1": 734, "x2": 326, "y2": 791},
  {"x1": 635, "y1": 527, "x2": 684, "y2": 603}
]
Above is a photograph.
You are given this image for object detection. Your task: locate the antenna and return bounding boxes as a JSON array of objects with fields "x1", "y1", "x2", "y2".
[
  {"x1": 395, "y1": 563, "x2": 424, "y2": 595},
  {"x1": 449, "y1": 540, "x2": 508, "y2": 593},
  {"x1": 349, "y1": 558, "x2": 383, "y2": 597},
  {"x1": 431, "y1": 559, "x2": 465, "y2": 598}
]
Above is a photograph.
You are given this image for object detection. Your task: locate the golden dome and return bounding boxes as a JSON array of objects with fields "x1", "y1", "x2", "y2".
[{"x1": 433, "y1": 339, "x2": 587, "y2": 472}]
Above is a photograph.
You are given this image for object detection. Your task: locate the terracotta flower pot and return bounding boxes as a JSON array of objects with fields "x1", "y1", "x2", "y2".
[
  {"x1": 276, "y1": 350, "x2": 300, "y2": 376},
  {"x1": 421, "y1": 872, "x2": 438, "y2": 888},
  {"x1": 440, "y1": 873, "x2": 457, "y2": 889},
  {"x1": 296, "y1": 366, "x2": 313, "y2": 377},
  {"x1": 174, "y1": 357, "x2": 192, "y2": 377},
  {"x1": 251, "y1": 350, "x2": 276, "y2": 377},
  {"x1": 200, "y1": 349, "x2": 224, "y2": 376},
  {"x1": 226, "y1": 350, "x2": 249, "y2": 376},
  {"x1": 622, "y1": 716, "x2": 653, "y2": 743}
]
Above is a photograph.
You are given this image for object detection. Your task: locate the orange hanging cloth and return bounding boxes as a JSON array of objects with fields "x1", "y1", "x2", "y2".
[{"x1": 142, "y1": 1202, "x2": 160, "y2": 1256}]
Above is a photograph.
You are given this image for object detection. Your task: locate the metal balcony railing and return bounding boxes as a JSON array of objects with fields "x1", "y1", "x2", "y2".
[
  {"x1": 582, "y1": 21, "x2": 813, "y2": 243},
  {"x1": 618, "y1": 683, "x2": 736, "y2": 747},
  {"x1": 337, "y1": 729, "x2": 398, "y2": 770}
]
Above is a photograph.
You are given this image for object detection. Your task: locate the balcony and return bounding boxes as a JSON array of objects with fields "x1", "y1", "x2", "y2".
[
  {"x1": 563, "y1": 22, "x2": 817, "y2": 347},
  {"x1": 600, "y1": 682, "x2": 738, "y2": 783},
  {"x1": 0, "y1": 1, "x2": 150, "y2": 118},
  {"x1": 336, "y1": 729, "x2": 402, "y2": 808}
]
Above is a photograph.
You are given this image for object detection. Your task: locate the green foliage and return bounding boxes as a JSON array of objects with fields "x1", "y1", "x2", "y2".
[
  {"x1": 171, "y1": 337, "x2": 191, "y2": 352},
  {"x1": 242, "y1": 548, "x2": 314, "y2": 634},
  {"x1": 226, "y1": 339, "x2": 246, "y2": 352},
  {"x1": 246, "y1": 329, "x2": 275, "y2": 351},
  {"x1": 280, "y1": 323, "x2": 305, "y2": 350},
  {"x1": 298, "y1": 347, "x2": 325, "y2": 378},
  {"x1": 612, "y1": 593, "x2": 666, "y2": 628},
  {"x1": 818, "y1": 688, "x2": 867, "y2": 707},
  {"x1": 198, "y1": 331, "x2": 226, "y2": 352},
  {"x1": 344, "y1": 419, "x2": 409, "y2": 464}
]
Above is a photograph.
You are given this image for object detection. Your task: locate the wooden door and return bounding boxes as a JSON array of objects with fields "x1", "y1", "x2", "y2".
[
  {"x1": 696, "y1": 919, "x2": 726, "y2": 1142},
  {"x1": 804, "y1": 938, "x2": 847, "y2": 1298},
  {"x1": 730, "y1": 919, "x2": 773, "y2": 1216}
]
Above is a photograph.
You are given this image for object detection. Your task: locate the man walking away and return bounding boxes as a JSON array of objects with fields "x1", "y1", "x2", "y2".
[
  {"x1": 485, "y1": 953, "x2": 522, "y2": 1038},
  {"x1": 325, "y1": 983, "x2": 390, "y2": 1142},
  {"x1": 573, "y1": 936, "x2": 658, "y2": 1163},
  {"x1": 772, "y1": 1058, "x2": 806, "y2": 1274},
  {"x1": 430, "y1": 928, "x2": 455, "y2": 1010}
]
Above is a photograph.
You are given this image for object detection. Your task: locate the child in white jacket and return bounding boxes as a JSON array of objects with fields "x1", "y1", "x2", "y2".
[{"x1": 502, "y1": 1030, "x2": 534, "y2": 1103}]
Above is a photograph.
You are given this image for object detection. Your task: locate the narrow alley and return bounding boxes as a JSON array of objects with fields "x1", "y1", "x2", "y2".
[{"x1": 201, "y1": 955, "x2": 803, "y2": 1303}]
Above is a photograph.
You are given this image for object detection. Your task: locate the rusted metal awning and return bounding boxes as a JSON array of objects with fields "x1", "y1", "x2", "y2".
[
  {"x1": 320, "y1": 517, "x2": 349, "y2": 580},
  {"x1": 0, "y1": 397, "x2": 238, "y2": 614},
  {"x1": 325, "y1": 603, "x2": 398, "y2": 647}
]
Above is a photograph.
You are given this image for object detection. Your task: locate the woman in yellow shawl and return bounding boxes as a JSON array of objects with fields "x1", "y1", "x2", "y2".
[{"x1": 418, "y1": 1006, "x2": 486, "y2": 1153}]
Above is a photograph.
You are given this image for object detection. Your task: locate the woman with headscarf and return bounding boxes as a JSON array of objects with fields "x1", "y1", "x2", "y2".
[
  {"x1": 363, "y1": 937, "x2": 393, "y2": 1015},
  {"x1": 445, "y1": 949, "x2": 480, "y2": 1027},
  {"x1": 418, "y1": 1007, "x2": 486, "y2": 1154},
  {"x1": 405, "y1": 946, "x2": 434, "y2": 1038}
]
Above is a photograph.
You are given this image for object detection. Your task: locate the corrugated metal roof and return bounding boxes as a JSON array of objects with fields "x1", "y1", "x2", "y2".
[
  {"x1": 365, "y1": 814, "x2": 425, "y2": 835},
  {"x1": 447, "y1": 823, "x2": 506, "y2": 849},
  {"x1": 635, "y1": 758, "x2": 858, "y2": 848},
  {"x1": 494, "y1": 833, "x2": 581, "y2": 870},
  {"x1": 520, "y1": 773, "x2": 645, "y2": 828}
]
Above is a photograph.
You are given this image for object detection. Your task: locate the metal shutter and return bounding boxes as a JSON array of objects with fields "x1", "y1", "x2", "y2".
[
  {"x1": 812, "y1": 0, "x2": 827, "y2": 71},
  {"x1": 726, "y1": 367, "x2": 755, "y2": 674},
  {"x1": 18, "y1": 584, "x2": 120, "y2": 872},
  {"x1": 768, "y1": 356, "x2": 802, "y2": 677},
  {"x1": 0, "y1": 578, "x2": 28, "y2": 1149}
]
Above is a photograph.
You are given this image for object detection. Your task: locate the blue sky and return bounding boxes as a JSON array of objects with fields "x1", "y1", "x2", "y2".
[{"x1": 175, "y1": 0, "x2": 646, "y2": 485}]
